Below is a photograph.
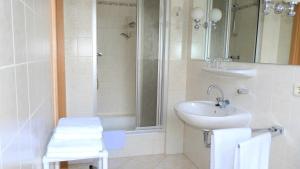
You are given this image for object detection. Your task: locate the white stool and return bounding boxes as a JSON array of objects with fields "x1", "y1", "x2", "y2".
[
  {"x1": 42, "y1": 148, "x2": 108, "y2": 169},
  {"x1": 43, "y1": 117, "x2": 108, "y2": 169}
]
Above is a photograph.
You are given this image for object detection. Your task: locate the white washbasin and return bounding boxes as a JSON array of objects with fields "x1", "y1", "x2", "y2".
[{"x1": 174, "y1": 101, "x2": 251, "y2": 129}]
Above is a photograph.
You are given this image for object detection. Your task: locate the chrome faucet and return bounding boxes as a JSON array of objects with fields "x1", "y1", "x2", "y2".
[{"x1": 207, "y1": 85, "x2": 230, "y2": 108}]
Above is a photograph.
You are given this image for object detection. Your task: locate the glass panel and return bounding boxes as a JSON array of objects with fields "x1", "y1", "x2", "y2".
[
  {"x1": 229, "y1": 0, "x2": 259, "y2": 63},
  {"x1": 209, "y1": 0, "x2": 229, "y2": 59},
  {"x1": 138, "y1": 0, "x2": 160, "y2": 127},
  {"x1": 96, "y1": 0, "x2": 137, "y2": 130},
  {"x1": 191, "y1": 0, "x2": 208, "y2": 60}
]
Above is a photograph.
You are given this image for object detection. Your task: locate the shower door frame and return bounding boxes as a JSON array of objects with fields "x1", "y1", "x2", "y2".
[
  {"x1": 93, "y1": 0, "x2": 169, "y2": 130},
  {"x1": 92, "y1": 0, "x2": 98, "y2": 115},
  {"x1": 135, "y1": 0, "x2": 169, "y2": 130}
]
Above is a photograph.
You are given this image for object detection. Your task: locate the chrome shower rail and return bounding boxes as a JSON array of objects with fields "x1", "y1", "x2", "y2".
[{"x1": 203, "y1": 126, "x2": 284, "y2": 148}]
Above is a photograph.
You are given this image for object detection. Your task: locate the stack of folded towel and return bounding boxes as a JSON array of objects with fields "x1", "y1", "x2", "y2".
[
  {"x1": 210, "y1": 128, "x2": 272, "y2": 169},
  {"x1": 46, "y1": 117, "x2": 104, "y2": 159}
]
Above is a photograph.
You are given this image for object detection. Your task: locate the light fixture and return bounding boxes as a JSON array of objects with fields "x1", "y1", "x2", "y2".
[
  {"x1": 264, "y1": 0, "x2": 273, "y2": 15},
  {"x1": 191, "y1": 8, "x2": 223, "y2": 30},
  {"x1": 286, "y1": 0, "x2": 299, "y2": 16},
  {"x1": 191, "y1": 7, "x2": 204, "y2": 30},
  {"x1": 264, "y1": 0, "x2": 300, "y2": 16},
  {"x1": 210, "y1": 8, "x2": 222, "y2": 29},
  {"x1": 274, "y1": 3, "x2": 285, "y2": 14}
]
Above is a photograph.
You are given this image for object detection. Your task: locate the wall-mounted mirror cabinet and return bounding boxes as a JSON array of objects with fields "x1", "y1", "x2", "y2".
[{"x1": 191, "y1": 0, "x2": 300, "y2": 65}]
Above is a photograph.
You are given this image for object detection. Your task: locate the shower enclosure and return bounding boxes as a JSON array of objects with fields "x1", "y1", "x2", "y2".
[{"x1": 95, "y1": 0, "x2": 167, "y2": 131}]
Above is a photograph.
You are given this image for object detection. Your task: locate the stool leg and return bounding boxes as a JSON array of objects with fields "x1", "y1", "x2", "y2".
[
  {"x1": 42, "y1": 157, "x2": 49, "y2": 169},
  {"x1": 55, "y1": 162, "x2": 60, "y2": 169},
  {"x1": 103, "y1": 151, "x2": 108, "y2": 169},
  {"x1": 43, "y1": 162, "x2": 49, "y2": 169},
  {"x1": 98, "y1": 158, "x2": 103, "y2": 169},
  {"x1": 43, "y1": 163, "x2": 50, "y2": 169}
]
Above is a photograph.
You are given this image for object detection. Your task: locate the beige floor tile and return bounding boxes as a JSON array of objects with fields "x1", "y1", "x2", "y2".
[{"x1": 69, "y1": 154, "x2": 198, "y2": 169}]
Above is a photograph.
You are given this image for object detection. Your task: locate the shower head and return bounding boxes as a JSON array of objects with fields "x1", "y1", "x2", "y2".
[{"x1": 120, "y1": 33, "x2": 130, "y2": 39}]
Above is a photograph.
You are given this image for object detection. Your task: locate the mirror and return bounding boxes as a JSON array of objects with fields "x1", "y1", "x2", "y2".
[{"x1": 191, "y1": 0, "x2": 296, "y2": 65}]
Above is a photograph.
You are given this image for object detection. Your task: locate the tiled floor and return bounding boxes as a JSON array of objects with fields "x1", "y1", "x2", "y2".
[{"x1": 70, "y1": 154, "x2": 198, "y2": 169}]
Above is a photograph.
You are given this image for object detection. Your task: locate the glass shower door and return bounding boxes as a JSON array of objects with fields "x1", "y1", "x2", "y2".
[{"x1": 136, "y1": 0, "x2": 161, "y2": 127}]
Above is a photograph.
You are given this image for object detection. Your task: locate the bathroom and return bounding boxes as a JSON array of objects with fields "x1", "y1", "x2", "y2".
[{"x1": 0, "y1": 0, "x2": 300, "y2": 169}]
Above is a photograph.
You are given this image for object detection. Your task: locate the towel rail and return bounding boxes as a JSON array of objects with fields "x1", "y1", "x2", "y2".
[
  {"x1": 203, "y1": 126, "x2": 284, "y2": 148},
  {"x1": 252, "y1": 126, "x2": 284, "y2": 137}
]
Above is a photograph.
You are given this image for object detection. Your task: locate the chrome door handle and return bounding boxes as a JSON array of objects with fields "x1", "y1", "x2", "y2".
[{"x1": 97, "y1": 52, "x2": 103, "y2": 57}]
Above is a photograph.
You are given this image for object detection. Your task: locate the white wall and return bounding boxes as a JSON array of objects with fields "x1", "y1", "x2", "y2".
[
  {"x1": 64, "y1": 0, "x2": 95, "y2": 117},
  {"x1": 184, "y1": 61, "x2": 300, "y2": 169},
  {"x1": 165, "y1": 0, "x2": 191, "y2": 154},
  {"x1": 0, "y1": 0, "x2": 55, "y2": 168}
]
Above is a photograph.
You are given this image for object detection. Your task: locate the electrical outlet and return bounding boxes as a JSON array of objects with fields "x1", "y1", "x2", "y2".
[{"x1": 294, "y1": 84, "x2": 300, "y2": 96}]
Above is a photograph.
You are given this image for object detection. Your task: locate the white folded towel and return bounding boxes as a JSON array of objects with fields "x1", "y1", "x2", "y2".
[
  {"x1": 53, "y1": 132, "x2": 102, "y2": 140},
  {"x1": 45, "y1": 117, "x2": 105, "y2": 160},
  {"x1": 210, "y1": 128, "x2": 251, "y2": 169},
  {"x1": 46, "y1": 151, "x2": 100, "y2": 159},
  {"x1": 47, "y1": 139, "x2": 103, "y2": 154},
  {"x1": 234, "y1": 133, "x2": 271, "y2": 169},
  {"x1": 55, "y1": 117, "x2": 103, "y2": 135}
]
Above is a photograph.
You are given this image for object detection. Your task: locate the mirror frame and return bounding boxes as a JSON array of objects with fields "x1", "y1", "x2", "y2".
[{"x1": 290, "y1": 5, "x2": 300, "y2": 65}]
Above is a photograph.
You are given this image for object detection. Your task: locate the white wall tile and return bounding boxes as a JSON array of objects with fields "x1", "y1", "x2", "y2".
[
  {"x1": 23, "y1": 0, "x2": 34, "y2": 9},
  {"x1": 183, "y1": 125, "x2": 210, "y2": 169},
  {"x1": 17, "y1": 123, "x2": 33, "y2": 169},
  {"x1": 65, "y1": 57, "x2": 94, "y2": 116},
  {"x1": 25, "y1": 6, "x2": 37, "y2": 61},
  {"x1": 15, "y1": 65, "x2": 30, "y2": 128},
  {"x1": 64, "y1": 38, "x2": 78, "y2": 57},
  {"x1": 0, "y1": 68, "x2": 18, "y2": 149},
  {"x1": 64, "y1": 0, "x2": 92, "y2": 38},
  {"x1": 0, "y1": 0, "x2": 54, "y2": 168},
  {"x1": 165, "y1": 0, "x2": 191, "y2": 155},
  {"x1": 0, "y1": 142, "x2": 2, "y2": 169},
  {"x1": 1, "y1": 139, "x2": 20, "y2": 169},
  {"x1": 77, "y1": 37, "x2": 92, "y2": 57},
  {"x1": 0, "y1": 0, "x2": 14, "y2": 66},
  {"x1": 28, "y1": 62, "x2": 46, "y2": 114},
  {"x1": 64, "y1": 0, "x2": 95, "y2": 116},
  {"x1": 12, "y1": 0, "x2": 27, "y2": 64}
]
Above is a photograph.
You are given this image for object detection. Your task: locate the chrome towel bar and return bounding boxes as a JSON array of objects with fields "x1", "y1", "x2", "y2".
[
  {"x1": 252, "y1": 126, "x2": 284, "y2": 137},
  {"x1": 203, "y1": 126, "x2": 284, "y2": 147}
]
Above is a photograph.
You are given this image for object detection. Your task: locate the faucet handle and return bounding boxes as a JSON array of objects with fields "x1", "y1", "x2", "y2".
[
  {"x1": 215, "y1": 98, "x2": 230, "y2": 108},
  {"x1": 216, "y1": 97, "x2": 223, "y2": 102},
  {"x1": 224, "y1": 99, "x2": 230, "y2": 105}
]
